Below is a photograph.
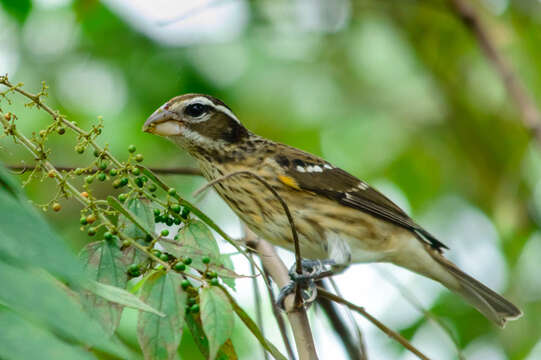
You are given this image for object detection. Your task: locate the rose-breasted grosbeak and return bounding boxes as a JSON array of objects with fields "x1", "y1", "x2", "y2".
[{"x1": 143, "y1": 94, "x2": 522, "y2": 327}]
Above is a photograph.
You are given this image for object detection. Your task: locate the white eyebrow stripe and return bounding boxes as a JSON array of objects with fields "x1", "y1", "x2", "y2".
[{"x1": 183, "y1": 96, "x2": 240, "y2": 124}]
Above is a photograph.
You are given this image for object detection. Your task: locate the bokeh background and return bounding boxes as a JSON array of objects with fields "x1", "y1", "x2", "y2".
[{"x1": 2, "y1": 0, "x2": 541, "y2": 359}]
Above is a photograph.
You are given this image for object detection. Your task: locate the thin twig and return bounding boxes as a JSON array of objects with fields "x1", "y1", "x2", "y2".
[
  {"x1": 316, "y1": 280, "x2": 367, "y2": 360},
  {"x1": 376, "y1": 268, "x2": 464, "y2": 360},
  {"x1": 249, "y1": 238, "x2": 318, "y2": 360},
  {"x1": 317, "y1": 288, "x2": 431, "y2": 360},
  {"x1": 193, "y1": 170, "x2": 304, "y2": 303},
  {"x1": 264, "y1": 268, "x2": 297, "y2": 360},
  {"x1": 449, "y1": 0, "x2": 541, "y2": 142},
  {"x1": 250, "y1": 252, "x2": 269, "y2": 360},
  {"x1": 4, "y1": 164, "x2": 202, "y2": 176}
]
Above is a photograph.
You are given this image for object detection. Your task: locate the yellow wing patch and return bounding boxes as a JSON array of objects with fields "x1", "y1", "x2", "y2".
[{"x1": 278, "y1": 175, "x2": 301, "y2": 190}]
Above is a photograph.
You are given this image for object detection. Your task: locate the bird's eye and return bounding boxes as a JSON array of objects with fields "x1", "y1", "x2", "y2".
[{"x1": 184, "y1": 103, "x2": 208, "y2": 118}]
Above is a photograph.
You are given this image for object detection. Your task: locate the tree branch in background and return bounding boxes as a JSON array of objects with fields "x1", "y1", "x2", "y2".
[
  {"x1": 247, "y1": 237, "x2": 318, "y2": 360},
  {"x1": 317, "y1": 288, "x2": 431, "y2": 360},
  {"x1": 5, "y1": 165, "x2": 203, "y2": 176},
  {"x1": 316, "y1": 280, "x2": 368, "y2": 360},
  {"x1": 449, "y1": 0, "x2": 541, "y2": 142}
]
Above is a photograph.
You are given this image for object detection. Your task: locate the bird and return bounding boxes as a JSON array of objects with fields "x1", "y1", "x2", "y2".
[{"x1": 143, "y1": 93, "x2": 522, "y2": 327}]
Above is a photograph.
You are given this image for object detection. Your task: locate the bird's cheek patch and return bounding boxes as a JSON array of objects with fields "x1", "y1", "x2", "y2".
[{"x1": 152, "y1": 121, "x2": 183, "y2": 136}]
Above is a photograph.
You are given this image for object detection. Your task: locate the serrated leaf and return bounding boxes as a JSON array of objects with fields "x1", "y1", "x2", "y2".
[
  {"x1": 119, "y1": 197, "x2": 155, "y2": 240},
  {"x1": 87, "y1": 281, "x2": 165, "y2": 317},
  {"x1": 179, "y1": 221, "x2": 220, "y2": 259},
  {"x1": 79, "y1": 240, "x2": 130, "y2": 335},
  {"x1": 185, "y1": 311, "x2": 238, "y2": 360},
  {"x1": 200, "y1": 286, "x2": 235, "y2": 360},
  {"x1": 219, "y1": 254, "x2": 236, "y2": 290},
  {"x1": 137, "y1": 271, "x2": 187, "y2": 360}
]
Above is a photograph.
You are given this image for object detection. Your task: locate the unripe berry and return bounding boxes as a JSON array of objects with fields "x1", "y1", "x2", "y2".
[
  {"x1": 181, "y1": 280, "x2": 191, "y2": 290},
  {"x1": 135, "y1": 154, "x2": 144, "y2": 162},
  {"x1": 128, "y1": 144, "x2": 136, "y2": 153},
  {"x1": 161, "y1": 229, "x2": 169, "y2": 237},
  {"x1": 174, "y1": 263, "x2": 186, "y2": 272},
  {"x1": 52, "y1": 202, "x2": 61, "y2": 212},
  {"x1": 98, "y1": 173, "x2": 106, "y2": 182},
  {"x1": 57, "y1": 126, "x2": 66, "y2": 135},
  {"x1": 202, "y1": 256, "x2": 210, "y2": 264},
  {"x1": 86, "y1": 214, "x2": 97, "y2": 224}
]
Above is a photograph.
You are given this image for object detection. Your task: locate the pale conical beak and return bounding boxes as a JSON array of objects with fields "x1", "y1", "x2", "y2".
[{"x1": 143, "y1": 108, "x2": 183, "y2": 136}]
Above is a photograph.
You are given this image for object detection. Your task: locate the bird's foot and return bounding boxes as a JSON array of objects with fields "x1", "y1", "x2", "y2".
[{"x1": 276, "y1": 259, "x2": 336, "y2": 310}]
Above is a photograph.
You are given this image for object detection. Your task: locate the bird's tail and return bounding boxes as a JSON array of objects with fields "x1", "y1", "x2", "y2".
[{"x1": 430, "y1": 254, "x2": 522, "y2": 328}]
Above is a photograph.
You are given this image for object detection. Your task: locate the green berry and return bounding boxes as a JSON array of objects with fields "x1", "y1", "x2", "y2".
[
  {"x1": 187, "y1": 297, "x2": 196, "y2": 305},
  {"x1": 85, "y1": 175, "x2": 94, "y2": 184},
  {"x1": 167, "y1": 188, "x2": 176, "y2": 196},
  {"x1": 135, "y1": 154, "x2": 144, "y2": 162},
  {"x1": 161, "y1": 229, "x2": 169, "y2": 237},
  {"x1": 128, "y1": 144, "x2": 136, "y2": 153},
  {"x1": 39, "y1": 129, "x2": 47, "y2": 137},
  {"x1": 109, "y1": 168, "x2": 117, "y2": 177},
  {"x1": 121, "y1": 240, "x2": 130, "y2": 248},
  {"x1": 148, "y1": 183, "x2": 157, "y2": 192},
  {"x1": 104, "y1": 231, "x2": 114, "y2": 241},
  {"x1": 183, "y1": 257, "x2": 192, "y2": 265},
  {"x1": 210, "y1": 278, "x2": 219, "y2": 286},
  {"x1": 93, "y1": 150, "x2": 100, "y2": 157},
  {"x1": 120, "y1": 177, "x2": 129, "y2": 187},
  {"x1": 151, "y1": 249, "x2": 161, "y2": 257},
  {"x1": 131, "y1": 167, "x2": 140, "y2": 176},
  {"x1": 159, "y1": 253, "x2": 169, "y2": 261},
  {"x1": 171, "y1": 204, "x2": 181, "y2": 214},
  {"x1": 208, "y1": 271, "x2": 218, "y2": 278},
  {"x1": 99, "y1": 162, "x2": 107, "y2": 170},
  {"x1": 135, "y1": 177, "x2": 144, "y2": 188},
  {"x1": 75, "y1": 146, "x2": 84, "y2": 154},
  {"x1": 57, "y1": 126, "x2": 66, "y2": 135},
  {"x1": 118, "y1": 193, "x2": 127, "y2": 202},
  {"x1": 202, "y1": 256, "x2": 210, "y2": 264},
  {"x1": 180, "y1": 208, "x2": 190, "y2": 219},
  {"x1": 181, "y1": 280, "x2": 191, "y2": 290},
  {"x1": 80, "y1": 216, "x2": 88, "y2": 225},
  {"x1": 145, "y1": 234, "x2": 153, "y2": 242},
  {"x1": 141, "y1": 176, "x2": 148, "y2": 182},
  {"x1": 98, "y1": 173, "x2": 106, "y2": 182},
  {"x1": 153, "y1": 209, "x2": 161, "y2": 216},
  {"x1": 173, "y1": 217, "x2": 181, "y2": 225},
  {"x1": 112, "y1": 179, "x2": 121, "y2": 188},
  {"x1": 174, "y1": 263, "x2": 186, "y2": 272},
  {"x1": 165, "y1": 217, "x2": 173, "y2": 226},
  {"x1": 75, "y1": 168, "x2": 84, "y2": 175},
  {"x1": 88, "y1": 227, "x2": 96, "y2": 236},
  {"x1": 127, "y1": 264, "x2": 140, "y2": 277},
  {"x1": 190, "y1": 304, "x2": 199, "y2": 313}
]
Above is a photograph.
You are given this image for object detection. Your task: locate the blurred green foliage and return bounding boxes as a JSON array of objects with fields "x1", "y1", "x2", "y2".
[{"x1": 2, "y1": 0, "x2": 541, "y2": 359}]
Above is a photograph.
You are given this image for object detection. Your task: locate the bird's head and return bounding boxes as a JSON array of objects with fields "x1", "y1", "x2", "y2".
[{"x1": 143, "y1": 94, "x2": 249, "y2": 153}]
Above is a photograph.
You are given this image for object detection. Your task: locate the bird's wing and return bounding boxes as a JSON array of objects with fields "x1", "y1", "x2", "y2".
[{"x1": 273, "y1": 149, "x2": 448, "y2": 251}]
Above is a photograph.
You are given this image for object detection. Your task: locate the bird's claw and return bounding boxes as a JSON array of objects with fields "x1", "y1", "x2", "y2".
[{"x1": 276, "y1": 259, "x2": 335, "y2": 310}]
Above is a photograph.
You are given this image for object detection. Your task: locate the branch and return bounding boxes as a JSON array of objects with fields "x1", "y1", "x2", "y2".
[
  {"x1": 247, "y1": 236, "x2": 318, "y2": 360},
  {"x1": 4, "y1": 164, "x2": 202, "y2": 176},
  {"x1": 449, "y1": 0, "x2": 541, "y2": 142},
  {"x1": 316, "y1": 280, "x2": 367, "y2": 360},
  {"x1": 317, "y1": 288, "x2": 431, "y2": 360}
]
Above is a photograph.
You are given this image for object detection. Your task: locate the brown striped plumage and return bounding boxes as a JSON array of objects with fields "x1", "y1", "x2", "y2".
[{"x1": 143, "y1": 93, "x2": 522, "y2": 327}]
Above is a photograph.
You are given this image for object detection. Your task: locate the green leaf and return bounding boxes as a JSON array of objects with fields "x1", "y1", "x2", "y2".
[
  {"x1": 0, "y1": 181, "x2": 83, "y2": 282},
  {"x1": 185, "y1": 311, "x2": 238, "y2": 360},
  {"x1": 200, "y1": 286, "x2": 235, "y2": 360},
  {"x1": 119, "y1": 197, "x2": 155, "y2": 240},
  {"x1": 0, "y1": 0, "x2": 31, "y2": 24},
  {"x1": 0, "y1": 165, "x2": 24, "y2": 199},
  {"x1": 220, "y1": 254, "x2": 237, "y2": 290},
  {"x1": 108, "y1": 196, "x2": 154, "y2": 238},
  {"x1": 79, "y1": 240, "x2": 131, "y2": 335},
  {"x1": 222, "y1": 288, "x2": 287, "y2": 360},
  {"x1": 0, "y1": 261, "x2": 132, "y2": 359},
  {"x1": 137, "y1": 271, "x2": 187, "y2": 360},
  {"x1": 87, "y1": 281, "x2": 165, "y2": 317},
  {"x1": 0, "y1": 311, "x2": 97, "y2": 360}
]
